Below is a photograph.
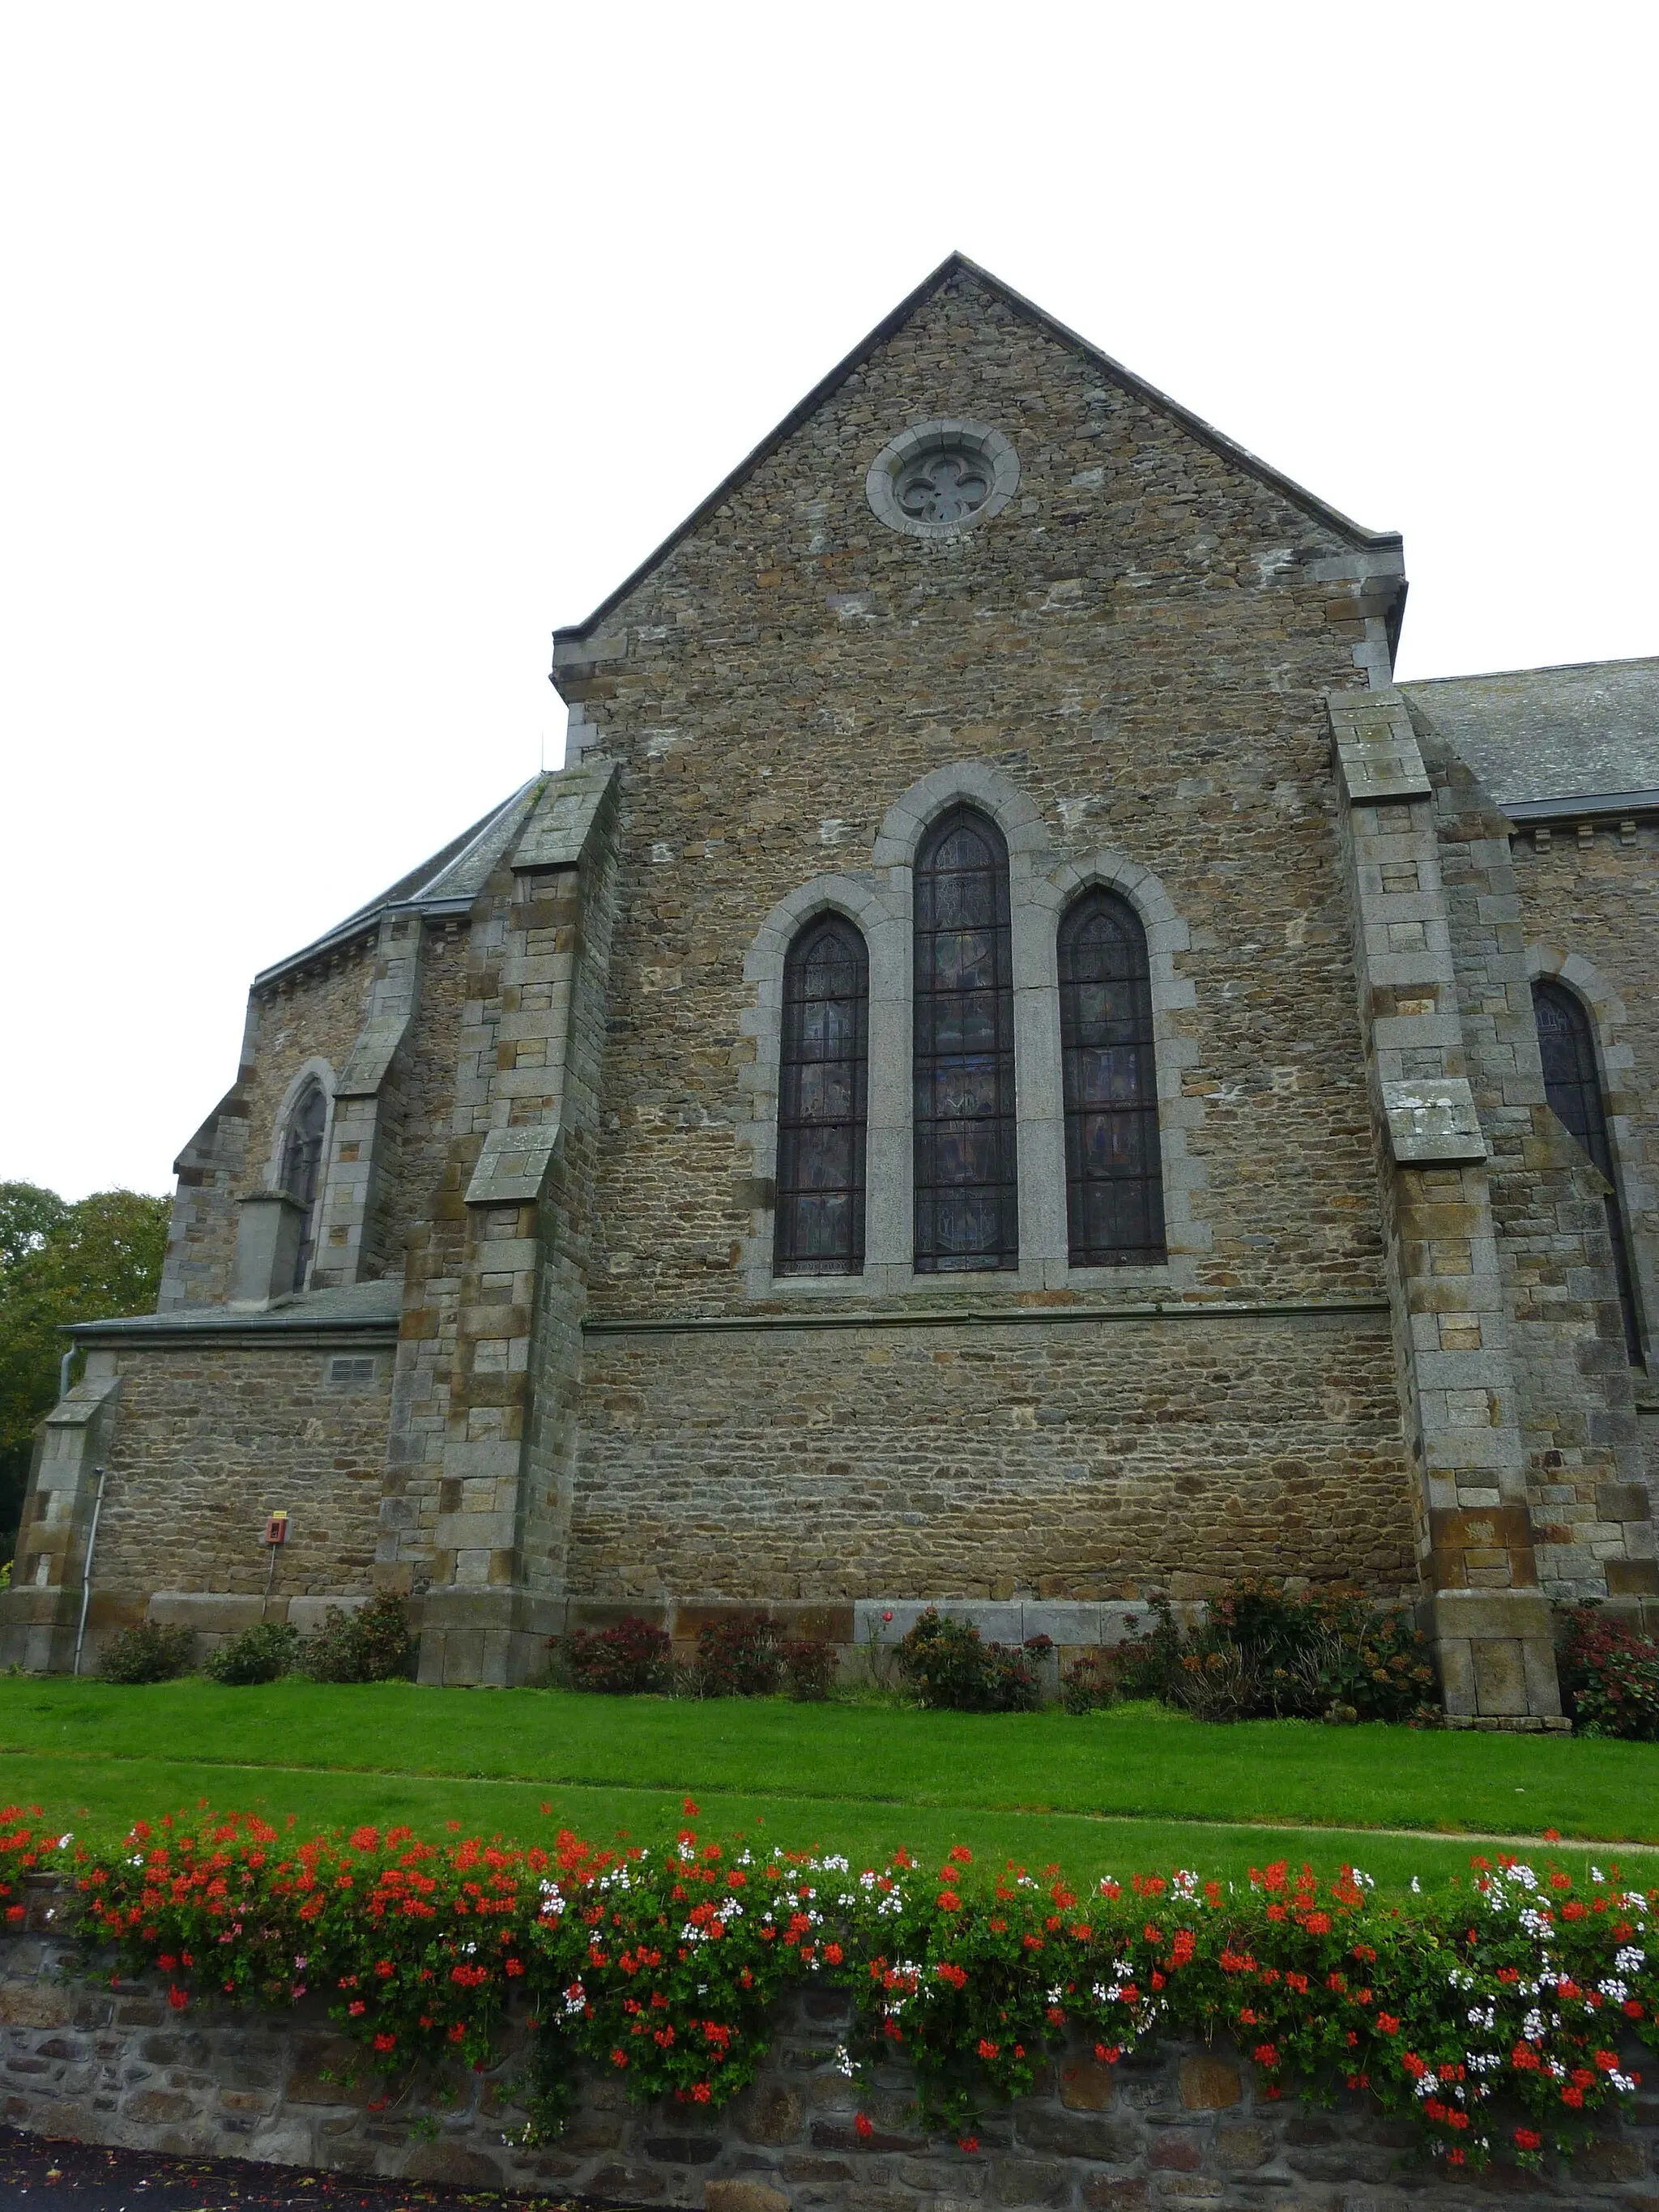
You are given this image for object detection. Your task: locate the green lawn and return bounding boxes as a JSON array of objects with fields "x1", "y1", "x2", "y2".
[{"x1": 2, "y1": 1677, "x2": 1653, "y2": 1894}]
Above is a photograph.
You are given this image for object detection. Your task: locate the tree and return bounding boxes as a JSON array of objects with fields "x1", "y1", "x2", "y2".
[{"x1": 0, "y1": 1183, "x2": 171, "y2": 1563}]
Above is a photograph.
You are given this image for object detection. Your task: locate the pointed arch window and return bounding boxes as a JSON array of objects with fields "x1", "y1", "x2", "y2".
[
  {"x1": 1533, "y1": 978, "x2": 1642, "y2": 1362},
  {"x1": 1060, "y1": 889, "x2": 1166, "y2": 1267},
  {"x1": 913, "y1": 806, "x2": 1018, "y2": 1272},
  {"x1": 280, "y1": 1080, "x2": 328, "y2": 1294},
  {"x1": 774, "y1": 916, "x2": 868, "y2": 1276}
]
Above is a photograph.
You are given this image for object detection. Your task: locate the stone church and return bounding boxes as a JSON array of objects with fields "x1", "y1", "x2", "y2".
[{"x1": 7, "y1": 256, "x2": 1655, "y2": 1724}]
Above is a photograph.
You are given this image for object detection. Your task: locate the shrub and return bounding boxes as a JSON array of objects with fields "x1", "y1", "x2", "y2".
[
  {"x1": 559, "y1": 1615, "x2": 672, "y2": 1695},
  {"x1": 204, "y1": 1621, "x2": 301, "y2": 1686},
  {"x1": 781, "y1": 1637, "x2": 837, "y2": 1701},
  {"x1": 1109, "y1": 1579, "x2": 1437, "y2": 1724},
  {"x1": 895, "y1": 1609, "x2": 1043, "y2": 1712},
  {"x1": 302, "y1": 1592, "x2": 415, "y2": 1685},
  {"x1": 1060, "y1": 1650, "x2": 1117, "y2": 1713},
  {"x1": 693, "y1": 1611, "x2": 780, "y2": 1698},
  {"x1": 98, "y1": 1622, "x2": 195, "y2": 1684},
  {"x1": 1558, "y1": 1603, "x2": 1659, "y2": 1740}
]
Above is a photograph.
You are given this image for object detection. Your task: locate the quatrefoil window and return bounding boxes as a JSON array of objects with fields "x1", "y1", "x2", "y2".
[
  {"x1": 866, "y1": 420, "x2": 1020, "y2": 539},
  {"x1": 896, "y1": 450, "x2": 992, "y2": 525}
]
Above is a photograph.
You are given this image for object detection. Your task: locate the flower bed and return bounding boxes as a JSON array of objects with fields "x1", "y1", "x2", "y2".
[{"x1": 8, "y1": 1801, "x2": 1653, "y2": 2181}]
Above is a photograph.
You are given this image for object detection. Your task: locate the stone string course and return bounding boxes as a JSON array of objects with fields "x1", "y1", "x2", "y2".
[{"x1": 4, "y1": 1888, "x2": 1659, "y2": 2210}]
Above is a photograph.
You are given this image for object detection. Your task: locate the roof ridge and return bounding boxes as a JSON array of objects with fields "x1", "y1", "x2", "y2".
[
  {"x1": 551, "y1": 252, "x2": 1398, "y2": 653},
  {"x1": 1403, "y1": 653, "x2": 1659, "y2": 688}
]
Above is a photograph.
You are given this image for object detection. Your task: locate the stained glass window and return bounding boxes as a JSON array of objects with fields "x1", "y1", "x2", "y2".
[
  {"x1": 280, "y1": 1081, "x2": 328, "y2": 1293},
  {"x1": 1533, "y1": 978, "x2": 1642, "y2": 1362},
  {"x1": 913, "y1": 807, "x2": 1018, "y2": 1272},
  {"x1": 1059, "y1": 889, "x2": 1165, "y2": 1268},
  {"x1": 774, "y1": 916, "x2": 868, "y2": 1276}
]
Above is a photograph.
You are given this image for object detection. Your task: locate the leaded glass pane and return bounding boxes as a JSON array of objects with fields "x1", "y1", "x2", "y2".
[
  {"x1": 774, "y1": 916, "x2": 868, "y2": 1276},
  {"x1": 913, "y1": 807, "x2": 1017, "y2": 1272},
  {"x1": 1060, "y1": 891, "x2": 1165, "y2": 1267},
  {"x1": 1533, "y1": 979, "x2": 1641, "y2": 1362},
  {"x1": 281, "y1": 1083, "x2": 328, "y2": 1293}
]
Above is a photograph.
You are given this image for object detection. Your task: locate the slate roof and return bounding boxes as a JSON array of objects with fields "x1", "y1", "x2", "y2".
[
  {"x1": 254, "y1": 778, "x2": 544, "y2": 987},
  {"x1": 1403, "y1": 658, "x2": 1659, "y2": 812},
  {"x1": 74, "y1": 1279, "x2": 403, "y2": 1340},
  {"x1": 552, "y1": 251, "x2": 1401, "y2": 651}
]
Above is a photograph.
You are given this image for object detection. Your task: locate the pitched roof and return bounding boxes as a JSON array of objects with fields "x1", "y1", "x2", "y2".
[
  {"x1": 73, "y1": 1277, "x2": 403, "y2": 1341},
  {"x1": 253, "y1": 778, "x2": 544, "y2": 987},
  {"x1": 551, "y1": 251, "x2": 1401, "y2": 650},
  {"x1": 1402, "y1": 657, "x2": 1659, "y2": 811}
]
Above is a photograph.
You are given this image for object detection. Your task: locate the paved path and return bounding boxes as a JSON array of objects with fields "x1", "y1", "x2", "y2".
[{"x1": 0, "y1": 2131, "x2": 646, "y2": 2211}]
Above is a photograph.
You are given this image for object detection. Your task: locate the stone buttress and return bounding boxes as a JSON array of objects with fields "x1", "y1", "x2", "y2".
[
  {"x1": 1331, "y1": 689, "x2": 1654, "y2": 1724},
  {"x1": 377, "y1": 763, "x2": 621, "y2": 1684}
]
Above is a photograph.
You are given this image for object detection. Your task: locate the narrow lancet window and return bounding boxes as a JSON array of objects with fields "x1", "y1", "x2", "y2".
[
  {"x1": 1060, "y1": 889, "x2": 1166, "y2": 1267},
  {"x1": 913, "y1": 806, "x2": 1018, "y2": 1271},
  {"x1": 1533, "y1": 978, "x2": 1642, "y2": 1362},
  {"x1": 774, "y1": 916, "x2": 868, "y2": 1276},
  {"x1": 280, "y1": 1081, "x2": 328, "y2": 1294}
]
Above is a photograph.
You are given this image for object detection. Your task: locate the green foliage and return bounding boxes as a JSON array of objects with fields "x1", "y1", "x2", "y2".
[
  {"x1": 1111, "y1": 1579, "x2": 1438, "y2": 1724},
  {"x1": 203, "y1": 1622, "x2": 301, "y2": 1686},
  {"x1": 692, "y1": 1611, "x2": 781, "y2": 1698},
  {"x1": 1059, "y1": 1650, "x2": 1117, "y2": 1713},
  {"x1": 6, "y1": 1674, "x2": 1659, "y2": 1889},
  {"x1": 62, "y1": 1805, "x2": 1659, "y2": 2178},
  {"x1": 781, "y1": 1637, "x2": 837, "y2": 1702},
  {"x1": 557, "y1": 1616, "x2": 673, "y2": 1695},
  {"x1": 0, "y1": 1183, "x2": 170, "y2": 1563},
  {"x1": 896, "y1": 1609, "x2": 1044, "y2": 1713},
  {"x1": 301, "y1": 1593, "x2": 415, "y2": 1684},
  {"x1": 99, "y1": 1623, "x2": 196, "y2": 1684},
  {"x1": 1558, "y1": 1605, "x2": 1659, "y2": 1740}
]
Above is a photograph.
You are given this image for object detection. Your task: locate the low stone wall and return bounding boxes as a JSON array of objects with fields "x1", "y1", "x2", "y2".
[{"x1": 4, "y1": 1880, "x2": 1659, "y2": 2207}]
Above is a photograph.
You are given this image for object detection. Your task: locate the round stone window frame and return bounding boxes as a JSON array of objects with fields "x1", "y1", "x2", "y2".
[{"x1": 865, "y1": 419, "x2": 1021, "y2": 540}]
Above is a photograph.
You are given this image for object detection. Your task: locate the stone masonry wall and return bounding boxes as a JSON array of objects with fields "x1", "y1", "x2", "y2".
[
  {"x1": 562, "y1": 267, "x2": 1392, "y2": 1327},
  {"x1": 572, "y1": 1310, "x2": 1415, "y2": 1601},
  {"x1": 1511, "y1": 817, "x2": 1659, "y2": 1511},
  {"x1": 245, "y1": 940, "x2": 379, "y2": 1202},
  {"x1": 1511, "y1": 819, "x2": 1659, "y2": 1348},
  {"x1": 370, "y1": 920, "x2": 471, "y2": 1288},
  {"x1": 88, "y1": 1343, "x2": 392, "y2": 1608},
  {"x1": 546, "y1": 264, "x2": 1423, "y2": 1609},
  {"x1": 1427, "y1": 738, "x2": 1653, "y2": 1608},
  {"x1": 4, "y1": 1894, "x2": 1659, "y2": 2208}
]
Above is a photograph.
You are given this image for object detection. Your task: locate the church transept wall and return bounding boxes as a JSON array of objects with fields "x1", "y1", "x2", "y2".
[
  {"x1": 559, "y1": 269, "x2": 1393, "y2": 1330},
  {"x1": 572, "y1": 1310, "x2": 1415, "y2": 1602}
]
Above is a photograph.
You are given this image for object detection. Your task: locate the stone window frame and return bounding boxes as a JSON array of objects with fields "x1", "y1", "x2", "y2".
[
  {"x1": 864, "y1": 419, "x2": 1021, "y2": 540},
  {"x1": 264, "y1": 1058, "x2": 337, "y2": 1293},
  {"x1": 1525, "y1": 944, "x2": 1654, "y2": 1368},
  {"x1": 738, "y1": 764, "x2": 1204, "y2": 1298}
]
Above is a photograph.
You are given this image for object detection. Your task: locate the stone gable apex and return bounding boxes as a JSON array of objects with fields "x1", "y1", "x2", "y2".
[{"x1": 549, "y1": 250, "x2": 1401, "y2": 666}]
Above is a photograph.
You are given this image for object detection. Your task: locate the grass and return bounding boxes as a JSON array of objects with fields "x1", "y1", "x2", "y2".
[{"x1": 2, "y1": 1676, "x2": 1654, "y2": 1894}]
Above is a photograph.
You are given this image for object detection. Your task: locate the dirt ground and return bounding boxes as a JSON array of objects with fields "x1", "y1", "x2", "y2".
[{"x1": 0, "y1": 2129, "x2": 650, "y2": 2211}]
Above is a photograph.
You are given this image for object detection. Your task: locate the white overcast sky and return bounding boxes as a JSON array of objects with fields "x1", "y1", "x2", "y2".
[{"x1": 2, "y1": 2, "x2": 1655, "y2": 1202}]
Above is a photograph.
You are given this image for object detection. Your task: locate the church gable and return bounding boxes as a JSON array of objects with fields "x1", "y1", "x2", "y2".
[{"x1": 552, "y1": 256, "x2": 1401, "y2": 705}]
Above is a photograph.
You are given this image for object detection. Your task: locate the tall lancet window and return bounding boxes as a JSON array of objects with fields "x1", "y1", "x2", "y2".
[
  {"x1": 774, "y1": 916, "x2": 868, "y2": 1276},
  {"x1": 1533, "y1": 978, "x2": 1642, "y2": 1362},
  {"x1": 280, "y1": 1081, "x2": 328, "y2": 1294},
  {"x1": 1059, "y1": 889, "x2": 1166, "y2": 1267},
  {"x1": 913, "y1": 807, "x2": 1018, "y2": 1272}
]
